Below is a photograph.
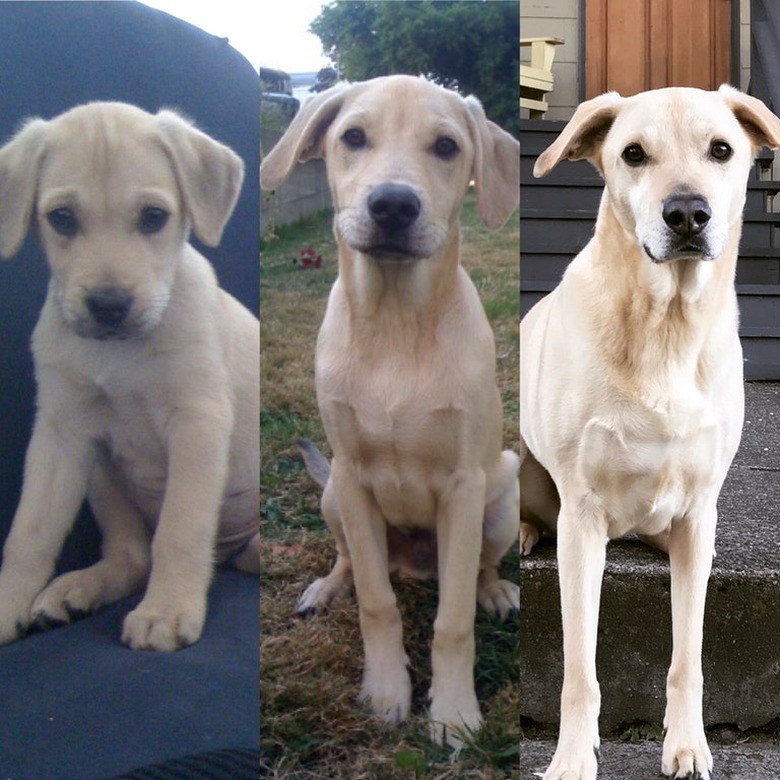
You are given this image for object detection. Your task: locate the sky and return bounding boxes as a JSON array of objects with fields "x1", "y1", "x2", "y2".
[{"x1": 141, "y1": 0, "x2": 331, "y2": 73}]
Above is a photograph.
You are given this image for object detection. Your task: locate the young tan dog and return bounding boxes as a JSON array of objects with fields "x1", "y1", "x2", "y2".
[
  {"x1": 0, "y1": 102, "x2": 259, "y2": 652},
  {"x1": 521, "y1": 85, "x2": 780, "y2": 779},
  {"x1": 261, "y1": 75, "x2": 520, "y2": 745}
]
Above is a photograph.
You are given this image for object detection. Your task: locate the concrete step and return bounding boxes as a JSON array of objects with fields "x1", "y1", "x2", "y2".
[
  {"x1": 520, "y1": 739, "x2": 780, "y2": 780},
  {"x1": 520, "y1": 383, "x2": 780, "y2": 731}
]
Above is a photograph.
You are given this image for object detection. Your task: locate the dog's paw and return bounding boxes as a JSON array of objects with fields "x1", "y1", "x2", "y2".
[
  {"x1": 359, "y1": 658, "x2": 412, "y2": 725},
  {"x1": 477, "y1": 577, "x2": 519, "y2": 620},
  {"x1": 662, "y1": 730, "x2": 712, "y2": 780},
  {"x1": 295, "y1": 575, "x2": 351, "y2": 616},
  {"x1": 429, "y1": 691, "x2": 483, "y2": 749},
  {"x1": 543, "y1": 744, "x2": 599, "y2": 780},
  {"x1": 0, "y1": 578, "x2": 38, "y2": 644},
  {"x1": 121, "y1": 599, "x2": 206, "y2": 652},
  {"x1": 31, "y1": 570, "x2": 103, "y2": 627},
  {"x1": 520, "y1": 521, "x2": 540, "y2": 555},
  {"x1": 0, "y1": 607, "x2": 31, "y2": 645}
]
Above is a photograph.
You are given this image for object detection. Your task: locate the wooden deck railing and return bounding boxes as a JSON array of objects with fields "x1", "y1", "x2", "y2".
[{"x1": 520, "y1": 37, "x2": 564, "y2": 119}]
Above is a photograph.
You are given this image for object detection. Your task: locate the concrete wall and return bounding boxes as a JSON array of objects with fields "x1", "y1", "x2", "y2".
[
  {"x1": 260, "y1": 127, "x2": 331, "y2": 233},
  {"x1": 520, "y1": 0, "x2": 579, "y2": 121}
]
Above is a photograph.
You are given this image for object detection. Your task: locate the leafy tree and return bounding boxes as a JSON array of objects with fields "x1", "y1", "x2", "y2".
[
  {"x1": 309, "y1": 0, "x2": 519, "y2": 136},
  {"x1": 311, "y1": 66, "x2": 339, "y2": 93}
]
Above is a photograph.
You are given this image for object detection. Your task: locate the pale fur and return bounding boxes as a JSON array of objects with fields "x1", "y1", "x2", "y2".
[
  {"x1": 0, "y1": 102, "x2": 259, "y2": 652},
  {"x1": 261, "y1": 75, "x2": 520, "y2": 746},
  {"x1": 521, "y1": 85, "x2": 780, "y2": 780}
]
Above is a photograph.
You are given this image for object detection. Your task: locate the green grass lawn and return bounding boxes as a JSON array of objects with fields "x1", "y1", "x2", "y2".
[{"x1": 260, "y1": 193, "x2": 520, "y2": 778}]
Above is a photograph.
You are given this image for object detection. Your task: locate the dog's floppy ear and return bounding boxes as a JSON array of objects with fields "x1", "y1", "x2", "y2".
[
  {"x1": 260, "y1": 84, "x2": 351, "y2": 191},
  {"x1": 534, "y1": 92, "x2": 624, "y2": 178},
  {"x1": 464, "y1": 96, "x2": 519, "y2": 230},
  {"x1": 0, "y1": 118, "x2": 48, "y2": 259},
  {"x1": 156, "y1": 110, "x2": 244, "y2": 248},
  {"x1": 718, "y1": 84, "x2": 780, "y2": 151}
]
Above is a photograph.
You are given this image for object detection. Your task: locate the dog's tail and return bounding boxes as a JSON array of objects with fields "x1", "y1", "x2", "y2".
[{"x1": 297, "y1": 438, "x2": 331, "y2": 488}]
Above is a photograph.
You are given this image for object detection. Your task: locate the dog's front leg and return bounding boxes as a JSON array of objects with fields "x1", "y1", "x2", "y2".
[
  {"x1": 429, "y1": 468, "x2": 485, "y2": 747},
  {"x1": 661, "y1": 507, "x2": 716, "y2": 780},
  {"x1": 330, "y1": 457, "x2": 412, "y2": 724},
  {"x1": 545, "y1": 500, "x2": 606, "y2": 780},
  {"x1": 121, "y1": 407, "x2": 231, "y2": 652},
  {"x1": 31, "y1": 461, "x2": 152, "y2": 625},
  {"x1": 0, "y1": 419, "x2": 94, "y2": 644}
]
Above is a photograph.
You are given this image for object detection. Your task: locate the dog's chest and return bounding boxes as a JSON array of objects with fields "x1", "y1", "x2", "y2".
[
  {"x1": 327, "y1": 387, "x2": 466, "y2": 529},
  {"x1": 578, "y1": 400, "x2": 722, "y2": 536},
  {"x1": 318, "y1": 290, "x2": 494, "y2": 529},
  {"x1": 97, "y1": 392, "x2": 168, "y2": 503}
]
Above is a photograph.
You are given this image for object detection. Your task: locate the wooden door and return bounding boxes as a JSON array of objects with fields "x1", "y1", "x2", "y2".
[{"x1": 586, "y1": 0, "x2": 732, "y2": 98}]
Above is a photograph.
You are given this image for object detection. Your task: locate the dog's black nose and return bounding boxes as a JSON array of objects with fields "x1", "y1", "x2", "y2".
[
  {"x1": 368, "y1": 183, "x2": 421, "y2": 231},
  {"x1": 86, "y1": 288, "x2": 133, "y2": 328},
  {"x1": 662, "y1": 193, "x2": 711, "y2": 236}
]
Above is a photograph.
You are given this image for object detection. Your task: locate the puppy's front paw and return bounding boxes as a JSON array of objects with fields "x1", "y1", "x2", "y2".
[
  {"x1": 121, "y1": 598, "x2": 206, "y2": 652},
  {"x1": 359, "y1": 657, "x2": 412, "y2": 725},
  {"x1": 662, "y1": 728, "x2": 712, "y2": 779},
  {"x1": 429, "y1": 691, "x2": 483, "y2": 749},
  {"x1": 0, "y1": 577, "x2": 38, "y2": 644},
  {"x1": 0, "y1": 604, "x2": 31, "y2": 645}
]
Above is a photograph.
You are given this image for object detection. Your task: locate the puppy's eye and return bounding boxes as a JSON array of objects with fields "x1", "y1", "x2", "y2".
[
  {"x1": 433, "y1": 136, "x2": 459, "y2": 159},
  {"x1": 139, "y1": 207, "x2": 169, "y2": 235},
  {"x1": 710, "y1": 140, "x2": 733, "y2": 161},
  {"x1": 47, "y1": 208, "x2": 78, "y2": 237},
  {"x1": 621, "y1": 144, "x2": 647, "y2": 166},
  {"x1": 342, "y1": 128, "x2": 367, "y2": 149}
]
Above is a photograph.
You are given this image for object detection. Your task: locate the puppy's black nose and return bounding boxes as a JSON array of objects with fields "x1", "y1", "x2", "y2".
[
  {"x1": 86, "y1": 288, "x2": 133, "y2": 328},
  {"x1": 368, "y1": 183, "x2": 421, "y2": 231},
  {"x1": 662, "y1": 193, "x2": 711, "y2": 236}
]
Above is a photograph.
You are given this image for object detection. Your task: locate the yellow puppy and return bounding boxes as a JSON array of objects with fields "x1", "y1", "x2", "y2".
[
  {"x1": 262, "y1": 76, "x2": 520, "y2": 745},
  {"x1": 0, "y1": 102, "x2": 259, "y2": 652}
]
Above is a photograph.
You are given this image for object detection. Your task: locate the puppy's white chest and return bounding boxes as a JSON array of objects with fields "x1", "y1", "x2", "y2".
[
  {"x1": 324, "y1": 374, "x2": 463, "y2": 530},
  {"x1": 100, "y1": 391, "x2": 168, "y2": 501},
  {"x1": 353, "y1": 398, "x2": 460, "y2": 529},
  {"x1": 578, "y1": 401, "x2": 720, "y2": 537}
]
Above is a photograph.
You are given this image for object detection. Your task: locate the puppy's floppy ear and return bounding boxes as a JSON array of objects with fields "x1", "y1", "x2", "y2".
[
  {"x1": 260, "y1": 83, "x2": 351, "y2": 191},
  {"x1": 0, "y1": 118, "x2": 48, "y2": 259},
  {"x1": 718, "y1": 84, "x2": 780, "y2": 151},
  {"x1": 156, "y1": 110, "x2": 244, "y2": 248},
  {"x1": 533, "y1": 92, "x2": 624, "y2": 178},
  {"x1": 463, "y1": 96, "x2": 519, "y2": 230}
]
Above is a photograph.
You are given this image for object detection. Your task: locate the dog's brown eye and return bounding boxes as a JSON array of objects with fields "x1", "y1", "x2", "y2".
[
  {"x1": 47, "y1": 208, "x2": 78, "y2": 237},
  {"x1": 433, "y1": 136, "x2": 459, "y2": 159},
  {"x1": 710, "y1": 140, "x2": 733, "y2": 161},
  {"x1": 621, "y1": 144, "x2": 647, "y2": 166},
  {"x1": 342, "y1": 128, "x2": 366, "y2": 149},
  {"x1": 139, "y1": 207, "x2": 169, "y2": 235}
]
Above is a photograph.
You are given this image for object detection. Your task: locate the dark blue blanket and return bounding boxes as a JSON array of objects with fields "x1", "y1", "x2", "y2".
[{"x1": 0, "y1": 571, "x2": 259, "y2": 780}]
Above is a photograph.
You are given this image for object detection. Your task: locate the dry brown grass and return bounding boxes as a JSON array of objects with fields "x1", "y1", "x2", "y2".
[{"x1": 260, "y1": 193, "x2": 519, "y2": 778}]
